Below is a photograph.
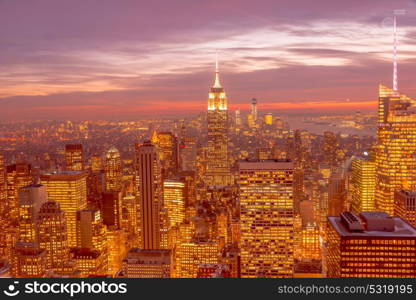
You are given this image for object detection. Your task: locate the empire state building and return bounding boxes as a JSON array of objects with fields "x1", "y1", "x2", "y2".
[{"x1": 205, "y1": 55, "x2": 231, "y2": 186}]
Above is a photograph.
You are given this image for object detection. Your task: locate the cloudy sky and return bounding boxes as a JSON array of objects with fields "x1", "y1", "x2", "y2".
[{"x1": 1, "y1": 0, "x2": 416, "y2": 120}]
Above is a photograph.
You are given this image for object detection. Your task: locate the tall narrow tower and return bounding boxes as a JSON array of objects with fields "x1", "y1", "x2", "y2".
[
  {"x1": 375, "y1": 11, "x2": 416, "y2": 215},
  {"x1": 137, "y1": 141, "x2": 162, "y2": 250},
  {"x1": 251, "y1": 98, "x2": 258, "y2": 122},
  {"x1": 205, "y1": 53, "x2": 230, "y2": 186}
]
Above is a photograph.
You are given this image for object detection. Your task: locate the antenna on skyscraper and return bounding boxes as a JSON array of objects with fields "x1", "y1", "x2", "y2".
[
  {"x1": 213, "y1": 49, "x2": 221, "y2": 88},
  {"x1": 393, "y1": 9, "x2": 406, "y2": 92}
]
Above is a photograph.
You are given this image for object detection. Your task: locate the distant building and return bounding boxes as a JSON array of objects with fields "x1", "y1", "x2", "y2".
[{"x1": 65, "y1": 144, "x2": 84, "y2": 171}]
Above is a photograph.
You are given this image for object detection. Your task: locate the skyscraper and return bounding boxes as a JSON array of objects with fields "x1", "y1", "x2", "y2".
[
  {"x1": 17, "y1": 184, "x2": 47, "y2": 245},
  {"x1": 136, "y1": 141, "x2": 162, "y2": 250},
  {"x1": 327, "y1": 212, "x2": 416, "y2": 278},
  {"x1": 251, "y1": 98, "x2": 258, "y2": 122},
  {"x1": 394, "y1": 190, "x2": 416, "y2": 227},
  {"x1": 238, "y1": 159, "x2": 294, "y2": 278},
  {"x1": 151, "y1": 132, "x2": 178, "y2": 177},
  {"x1": 65, "y1": 144, "x2": 84, "y2": 171},
  {"x1": 375, "y1": 85, "x2": 416, "y2": 215},
  {"x1": 40, "y1": 171, "x2": 87, "y2": 247},
  {"x1": 205, "y1": 54, "x2": 231, "y2": 186},
  {"x1": 37, "y1": 201, "x2": 72, "y2": 275},
  {"x1": 6, "y1": 162, "x2": 32, "y2": 220},
  {"x1": 351, "y1": 156, "x2": 376, "y2": 214},
  {"x1": 105, "y1": 147, "x2": 123, "y2": 192},
  {"x1": 163, "y1": 179, "x2": 185, "y2": 228},
  {"x1": 0, "y1": 153, "x2": 6, "y2": 214}
]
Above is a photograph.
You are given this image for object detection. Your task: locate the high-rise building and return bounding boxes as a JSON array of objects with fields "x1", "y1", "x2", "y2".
[
  {"x1": 119, "y1": 248, "x2": 172, "y2": 278},
  {"x1": 238, "y1": 159, "x2": 294, "y2": 278},
  {"x1": 375, "y1": 85, "x2": 416, "y2": 215},
  {"x1": 205, "y1": 55, "x2": 231, "y2": 186},
  {"x1": 40, "y1": 171, "x2": 87, "y2": 247},
  {"x1": 17, "y1": 184, "x2": 47, "y2": 245},
  {"x1": 91, "y1": 155, "x2": 103, "y2": 173},
  {"x1": 351, "y1": 156, "x2": 376, "y2": 214},
  {"x1": 76, "y1": 209, "x2": 107, "y2": 253},
  {"x1": 327, "y1": 212, "x2": 416, "y2": 278},
  {"x1": 327, "y1": 171, "x2": 346, "y2": 217},
  {"x1": 37, "y1": 201, "x2": 72, "y2": 275},
  {"x1": 151, "y1": 132, "x2": 178, "y2": 177},
  {"x1": 6, "y1": 162, "x2": 32, "y2": 220},
  {"x1": 136, "y1": 141, "x2": 162, "y2": 250},
  {"x1": 251, "y1": 98, "x2": 258, "y2": 122},
  {"x1": 65, "y1": 144, "x2": 84, "y2": 171},
  {"x1": 394, "y1": 190, "x2": 416, "y2": 227},
  {"x1": 105, "y1": 147, "x2": 123, "y2": 192},
  {"x1": 179, "y1": 137, "x2": 197, "y2": 172},
  {"x1": 322, "y1": 132, "x2": 340, "y2": 168},
  {"x1": 0, "y1": 153, "x2": 6, "y2": 214},
  {"x1": 101, "y1": 191, "x2": 122, "y2": 228},
  {"x1": 163, "y1": 179, "x2": 185, "y2": 228},
  {"x1": 175, "y1": 237, "x2": 219, "y2": 278}
]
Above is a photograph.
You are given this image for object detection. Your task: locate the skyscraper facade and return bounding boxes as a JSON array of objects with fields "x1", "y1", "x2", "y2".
[
  {"x1": 65, "y1": 144, "x2": 84, "y2": 171},
  {"x1": 105, "y1": 147, "x2": 123, "y2": 192},
  {"x1": 136, "y1": 141, "x2": 162, "y2": 250},
  {"x1": 351, "y1": 157, "x2": 376, "y2": 214},
  {"x1": 238, "y1": 160, "x2": 294, "y2": 278},
  {"x1": 40, "y1": 171, "x2": 87, "y2": 247},
  {"x1": 205, "y1": 57, "x2": 230, "y2": 186},
  {"x1": 375, "y1": 85, "x2": 416, "y2": 215}
]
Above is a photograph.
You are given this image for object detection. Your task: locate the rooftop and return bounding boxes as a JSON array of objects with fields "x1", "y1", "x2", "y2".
[{"x1": 329, "y1": 212, "x2": 416, "y2": 238}]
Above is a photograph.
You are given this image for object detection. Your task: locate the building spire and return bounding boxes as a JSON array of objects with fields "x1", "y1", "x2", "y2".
[
  {"x1": 392, "y1": 9, "x2": 406, "y2": 92},
  {"x1": 213, "y1": 50, "x2": 222, "y2": 88},
  {"x1": 393, "y1": 15, "x2": 398, "y2": 92}
]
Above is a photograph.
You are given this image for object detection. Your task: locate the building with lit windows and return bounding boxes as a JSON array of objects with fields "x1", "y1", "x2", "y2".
[
  {"x1": 351, "y1": 157, "x2": 376, "y2": 214},
  {"x1": 136, "y1": 141, "x2": 163, "y2": 250},
  {"x1": 0, "y1": 153, "x2": 6, "y2": 214},
  {"x1": 65, "y1": 144, "x2": 84, "y2": 171},
  {"x1": 17, "y1": 184, "x2": 47, "y2": 244},
  {"x1": 395, "y1": 190, "x2": 416, "y2": 227},
  {"x1": 327, "y1": 212, "x2": 416, "y2": 278},
  {"x1": 238, "y1": 159, "x2": 294, "y2": 278},
  {"x1": 104, "y1": 147, "x2": 123, "y2": 192},
  {"x1": 71, "y1": 248, "x2": 107, "y2": 277},
  {"x1": 175, "y1": 237, "x2": 219, "y2": 278},
  {"x1": 40, "y1": 171, "x2": 87, "y2": 247},
  {"x1": 119, "y1": 248, "x2": 171, "y2": 278},
  {"x1": 375, "y1": 85, "x2": 416, "y2": 215},
  {"x1": 11, "y1": 244, "x2": 47, "y2": 278},
  {"x1": 37, "y1": 201, "x2": 73, "y2": 275},
  {"x1": 151, "y1": 131, "x2": 178, "y2": 177},
  {"x1": 163, "y1": 179, "x2": 185, "y2": 228},
  {"x1": 205, "y1": 56, "x2": 231, "y2": 186},
  {"x1": 6, "y1": 162, "x2": 32, "y2": 220}
]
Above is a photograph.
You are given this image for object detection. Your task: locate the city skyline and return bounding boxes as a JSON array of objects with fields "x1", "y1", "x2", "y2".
[
  {"x1": 2, "y1": 1, "x2": 416, "y2": 280},
  {"x1": 1, "y1": 0, "x2": 416, "y2": 120}
]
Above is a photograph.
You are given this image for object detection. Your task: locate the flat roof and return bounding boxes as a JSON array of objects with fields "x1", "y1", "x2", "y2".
[
  {"x1": 239, "y1": 159, "x2": 293, "y2": 171},
  {"x1": 328, "y1": 216, "x2": 416, "y2": 238}
]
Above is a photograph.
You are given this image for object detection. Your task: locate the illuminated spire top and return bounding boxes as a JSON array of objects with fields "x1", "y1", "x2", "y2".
[
  {"x1": 213, "y1": 50, "x2": 222, "y2": 88},
  {"x1": 392, "y1": 9, "x2": 406, "y2": 92},
  {"x1": 393, "y1": 15, "x2": 398, "y2": 92}
]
